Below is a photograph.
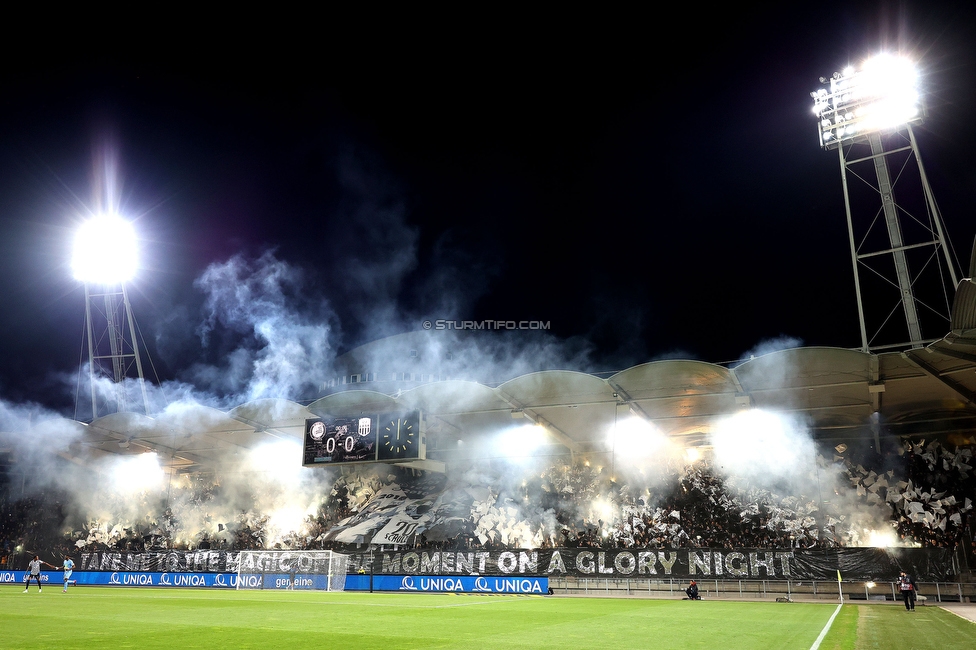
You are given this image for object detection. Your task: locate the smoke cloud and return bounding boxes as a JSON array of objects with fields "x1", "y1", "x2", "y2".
[
  {"x1": 2, "y1": 143, "x2": 971, "y2": 560},
  {"x1": 189, "y1": 251, "x2": 336, "y2": 403}
]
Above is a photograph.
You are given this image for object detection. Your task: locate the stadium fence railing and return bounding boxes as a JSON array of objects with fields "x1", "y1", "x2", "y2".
[{"x1": 547, "y1": 577, "x2": 976, "y2": 603}]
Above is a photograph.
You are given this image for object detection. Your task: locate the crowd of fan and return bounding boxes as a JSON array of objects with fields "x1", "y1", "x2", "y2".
[
  {"x1": 1, "y1": 436, "x2": 973, "y2": 565},
  {"x1": 425, "y1": 440, "x2": 971, "y2": 553},
  {"x1": 891, "y1": 439, "x2": 973, "y2": 548},
  {"x1": 295, "y1": 437, "x2": 975, "y2": 554},
  {"x1": 556, "y1": 438, "x2": 974, "y2": 552}
]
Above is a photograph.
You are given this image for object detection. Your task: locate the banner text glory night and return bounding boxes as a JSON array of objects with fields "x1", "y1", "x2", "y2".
[{"x1": 370, "y1": 549, "x2": 796, "y2": 578}]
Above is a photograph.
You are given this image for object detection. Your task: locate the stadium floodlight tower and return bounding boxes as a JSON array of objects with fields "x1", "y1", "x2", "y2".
[
  {"x1": 812, "y1": 54, "x2": 960, "y2": 352},
  {"x1": 71, "y1": 214, "x2": 151, "y2": 419}
]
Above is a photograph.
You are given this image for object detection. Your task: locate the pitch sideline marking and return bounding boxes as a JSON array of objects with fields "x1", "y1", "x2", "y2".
[
  {"x1": 809, "y1": 604, "x2": 843, "y2": 650},
  {"x1": 939, "y1": 606, "x2": 976, "y2": 625}
]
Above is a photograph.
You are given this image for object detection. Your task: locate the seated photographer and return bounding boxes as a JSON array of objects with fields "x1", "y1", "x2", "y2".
[{"x1": 685, "y1": 580, "x2": 701, "y2": 600}]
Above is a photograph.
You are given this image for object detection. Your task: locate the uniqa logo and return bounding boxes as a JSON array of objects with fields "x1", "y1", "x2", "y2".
[
  {"x1": 171, "y1": 574, "x2": 207, "y2": 587},
  {"x1": 0, "y1": 572, "x2": 15, "y2": 582},
  {"x1": 232, "y1": 575, "x2": 262, "y2": 588},
  {"x1": 492, "y1": 579, "x2": 544, "y2": 593},
  {"x1": 418, "y1": 578, "x2": 463, "y2": 592},
  {"x1": 472, "y1": 577, "x2": 491, "y2": 592},
  {"x1": 123, "y1": 573, "x2": 153, "y2": 585},
  {"x1": 399, "y1": 576, "x2": 418, "y2": 591},
  {"x1": 214, "y1": 574, "x2": 228, "y2": 587},
  {"x1": 109, "y1": 573, "x2": 121, "y2": 585},
  {"x1": 159, "y1": 573, "x2": 172, "y2": 586}
]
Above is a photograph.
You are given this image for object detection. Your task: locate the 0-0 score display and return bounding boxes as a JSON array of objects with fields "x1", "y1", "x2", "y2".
[{"x1": 303, "y1": 416, "x2": 377, "y2": 465}]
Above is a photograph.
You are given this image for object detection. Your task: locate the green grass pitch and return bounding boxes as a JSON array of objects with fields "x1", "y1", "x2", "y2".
[{"x1": 2, "y1": 588, "x2": 973, "y2": 649}]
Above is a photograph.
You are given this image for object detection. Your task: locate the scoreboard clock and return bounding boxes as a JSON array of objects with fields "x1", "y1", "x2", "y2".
[
  {"x1": 377, "y1": 411, "x2": 424, "y2": 461},
  {"x1": 303, "y1": 415, "x2": 377, "y2": 466}
]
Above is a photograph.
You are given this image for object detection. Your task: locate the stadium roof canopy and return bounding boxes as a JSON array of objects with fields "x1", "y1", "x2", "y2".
[{"x1": 47, "y1": 329, "x2": 976, "y2": 474}]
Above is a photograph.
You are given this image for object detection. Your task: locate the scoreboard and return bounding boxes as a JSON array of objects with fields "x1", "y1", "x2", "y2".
[{"x1": 303, "y1": 411, "x2": 424, "y2": 466}]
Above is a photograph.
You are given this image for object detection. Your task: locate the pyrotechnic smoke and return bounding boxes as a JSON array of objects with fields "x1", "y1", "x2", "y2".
[
  {"x1": 3, "y1": 142, "x2": 971, "y2": 557},
  {"x1": 189, "y1": 251, "x2": 336, "y2": 403},
  {"x1": 709, "y1": 409, "x2": 818, "y2": 491},
  {"x1": 739, "y1": 336, "x2": 804, "y2": 362}
]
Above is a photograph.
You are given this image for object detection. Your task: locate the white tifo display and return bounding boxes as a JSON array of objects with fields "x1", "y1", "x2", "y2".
[{"x1": 235, "y1": 550, "x2": 348, "y2": 591}]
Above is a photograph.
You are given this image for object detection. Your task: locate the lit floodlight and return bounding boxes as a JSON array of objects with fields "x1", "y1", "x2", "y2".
[
  {"x1": 709, "y1": 409, "x2": 815, "y2": 481},
  {"x1": 267, "y1": 505, "x2": 311, "y2": 536},
  {"x1": 864, "y1": 528, "x2": 898, "y2": 548},
  {"x1": 111, "y1": 452, "x2": 164, "y2": 493},
  {"x1": 249, "y1": 440, "x2": 305, "y2": 483},
  {"x1": 71, "y1": 214, "x2": 138, "y2": 284},
  {"x1": 591, "y1": 498, "x2": 614, "y2": 522},
  {"x1": 610, "y1": 417, "x2": 666, "y2": 461},
  {"x1": 499, "y1": 424, "x2": 548, "y2": 458},
  {"x1": 812, "y1": 53, "x2": 922, "y2": 148}
]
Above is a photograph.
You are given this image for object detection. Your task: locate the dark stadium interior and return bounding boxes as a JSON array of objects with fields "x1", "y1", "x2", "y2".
[{"x1": 3, "y1": 4, "x2": 976, "y2": 603}]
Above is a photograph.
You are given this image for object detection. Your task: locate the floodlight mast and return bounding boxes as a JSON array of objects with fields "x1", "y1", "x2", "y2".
[
  {"x1": 812, "y1": 55, "x2": 960, "y2": 352},
  {"x1": 73, "y1": 215, "x2": 151, "y2": 419}
]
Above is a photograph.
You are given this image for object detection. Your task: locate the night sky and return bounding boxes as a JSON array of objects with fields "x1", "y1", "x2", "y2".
[{"x1": 1, "y1": 4, "x2": 975, "y2": 413}]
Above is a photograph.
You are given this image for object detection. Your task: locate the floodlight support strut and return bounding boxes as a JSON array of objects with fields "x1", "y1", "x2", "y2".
[
  {"x1": 84, "y1": 283, "x2": 98, "y2": 419},
  {"x1": 838, "y1": 144, "x2": 870, "y2": 352},
  {"x1": 81, "y1": 281, "x2": 151, "y2": 419},
  {"x1": 868, "y1": 132, "x2": 923, "y2": 346},
  {"x1": 908, "y1": 126, "x2": 958, "y2": 288},
  {"x1": 836, "y1": 125, "x2": 958, "y2": 352},
  {"x1": 123, "y1": 284, "x2": 151, "y2": 415}
]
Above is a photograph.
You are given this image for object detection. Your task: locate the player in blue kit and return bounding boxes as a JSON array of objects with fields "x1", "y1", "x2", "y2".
[{"x1": 62, "y1": 555, "x2": 75, "y2": 593}]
